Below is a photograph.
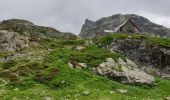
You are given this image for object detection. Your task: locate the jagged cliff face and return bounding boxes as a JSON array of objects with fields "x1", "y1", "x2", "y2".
[
  {"x1": 80, "y1": 14, "x2": 170, "y2": 38},
  {"x1": 109, "y1": 38, "x2": 170, "y2": 76},
  {"x1": 94, "y1": 34, "x2": 170, "y2": 77}
]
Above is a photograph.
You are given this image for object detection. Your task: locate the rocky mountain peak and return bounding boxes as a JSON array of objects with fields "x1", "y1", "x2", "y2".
[
  {"x1": 85, "y1": 19, "x2": 94, "y2": 25},
  {"x1": 79, "y1": 14, "x2": 170, "y2": 38}
]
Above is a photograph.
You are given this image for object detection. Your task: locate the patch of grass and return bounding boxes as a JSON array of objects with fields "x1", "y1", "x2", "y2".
[
  {"x1": 96, "y1": 33, "x2": 170, "y2": 47},
  {"x1": 0, "y1": 62, "x2": 4, "y2": 68},
  {"x1": 148, "y1": 36, "x2": 170, "y2": 47},
  {"x1": 47, "y1": 45, "x2": 123, "y2": 68},
  {"x1": 70, "y1": 46, "x2": 123, "y2": 67},
  {"x1": 2, "y1": 60, "x2": 170, "y2": 100},
  {"x1": 2, "y1": 60, "x2": 18, "y2": 69},
  {"x1": 39, "y1": 38, "x2": 86, "y2": 50},
  {"x1": 0, "y1": 52, "x2": 9, "y2": 58},
  {"x1": 0, "y1": 70, "x2": 19, "y2": 83},
  {"x1": 33, "y1": 67, "x2": 59, "y2": 85}
]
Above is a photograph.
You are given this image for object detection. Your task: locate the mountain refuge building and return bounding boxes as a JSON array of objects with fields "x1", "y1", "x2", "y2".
[{"x1": 104, "y1": 19, "x2": 141, "y2": 34}]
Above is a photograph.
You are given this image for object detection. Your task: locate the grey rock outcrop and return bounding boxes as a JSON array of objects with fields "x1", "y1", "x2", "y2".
[
  {"x1": 0, "y1": 19, "x2": 77, "y2": 52},
  {"x1": 80, "y1": 14, "x2": 170, "y2": 38},
  {"x1": 94, "y1": 58, "x2": 155, "y2": 85},
  {"x1": 68, "y1": 61, "x2": 87, "y2": 69},
  {"x1": 100, "y1": 37, "x2": 170, "y2": 78},
  {"x1": 0, "y1": 30, "x2": 29, "y2": 52}
]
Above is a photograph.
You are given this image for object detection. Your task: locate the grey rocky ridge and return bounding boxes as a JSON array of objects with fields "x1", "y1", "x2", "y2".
[
  {"x1": 0, "y1": 19, "x2": 77, "y2": 52},
  {"x1": 80, "y1": 14, "x2": 170, "y2": 38}
]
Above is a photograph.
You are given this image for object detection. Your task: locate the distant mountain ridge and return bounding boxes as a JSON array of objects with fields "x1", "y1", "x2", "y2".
[
  {"x1": 0, "y1": 19, "x2": 77, "y2": 39},
  {"x1": 0, "y1": 19, "x2": 77, "y2": 52},
  {"x1": 79, "y1": 14, "x2": 170, "y2": 38}
]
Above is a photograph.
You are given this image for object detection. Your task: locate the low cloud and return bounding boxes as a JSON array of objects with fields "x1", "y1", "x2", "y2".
[{"x1": 0, "y1": 0, "x2": 169, "y2": 34}]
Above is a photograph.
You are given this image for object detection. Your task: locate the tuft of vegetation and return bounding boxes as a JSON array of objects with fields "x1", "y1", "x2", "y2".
[
  {"x1": 2, "y1": 60, "x2": 18, "y2": 69},
  {"x1": 148, "y1": 36, "x2": 170, "y2": 47}
]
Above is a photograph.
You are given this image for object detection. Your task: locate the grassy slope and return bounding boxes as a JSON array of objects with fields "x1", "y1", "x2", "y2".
[
  {"x1": 0, "y1": 35, "x2": 170, "y2": 100},
  {"x1": 96, "y1": 33, "x2": 170, "y2": 47}
]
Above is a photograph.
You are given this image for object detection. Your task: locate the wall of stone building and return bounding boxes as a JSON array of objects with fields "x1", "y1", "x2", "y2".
[{"x1": 118, "y1": 21, "x2": 140, "y2": 33}]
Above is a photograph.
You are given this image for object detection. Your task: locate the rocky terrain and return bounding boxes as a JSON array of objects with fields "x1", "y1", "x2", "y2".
[
  {"x1": 80, "y1": 14, "x2": 170, "y2": 38},
  {"x1": 93, "y1": 58, "x2": 155, "y2": 85},
  {"x1": 0, "y1": 18, "x2": 170, "y2": 100},
  {"x1": 93, "y1": 34, "x2": 170, "y2": 79},
  {"x1": 0, "y1": 19, "x2": 77, "y2": 53},
  {"x1": 0, "y1": 30, "x2": 29, "y2": 52}
]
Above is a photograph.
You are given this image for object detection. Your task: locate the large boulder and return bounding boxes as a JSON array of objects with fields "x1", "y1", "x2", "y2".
[
  {"x1": 94, "y1": 58, "x2": 155, "y2": 85},
  {"x1": 0, "y1": 30, "x2": 29, "y2": 52}
]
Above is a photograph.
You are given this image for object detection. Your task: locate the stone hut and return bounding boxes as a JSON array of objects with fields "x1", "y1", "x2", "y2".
[{"x1": 104, "y1": 19, "x2": 141, "y2": 34}]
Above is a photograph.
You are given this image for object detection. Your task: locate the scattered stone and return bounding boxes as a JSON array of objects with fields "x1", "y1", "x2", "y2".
[
  {"x1": 25, "y1": 97, "x2": 29, "y2": 100},
  {"x1": 96, "y1": 67, "x2": 103, "y2": 75},
  {"x1": 109, "y1": 91, "x2": 115, "y2": 94},
  {"x1": 14, "y1": 88, "x2": 19, "y2": 91},
  {"x1": 82, "y1": 91, "x2": 90, "y2": 96},
  {"x1": 74, "y1": 94, "x2": 80, "y2": 98},
  {"x1": 76, "y1": 46, "x2": 85, "y2": 51},
  {"x1": 162, "y1": 75, "x2": 170, "y2": 80},
  {"x1": 68, "y1": 61, "x2": 87, "y2": 69},
  {"x1": 85, "y1": 40, "x2": 93, "y2": 45},
  {"x1": 43, "y1": 97, "x2": 52, "y2": 100},
  {"x1": 42, "y1": 90, "x2": 46, "y2": 93},
  {"x1": 68, "y1": 62, "x2": 74, "y2": 68},
  {"x1": 12, "y1": 97, "x2": 17, "y2": 100},
  {"x1": 78, "y1": 63, "x2": 87, "y2": 69},
  {"x1": 118, "y1": 89, "x2": 128, "y2": 94},
  {"x1": 164, "y1": 97, "x2": 170, "y2": 100},
  {"x1": 61, "y1": 80, "x2": 65, "y2": 84},
  {"x1": 75, "y1": 66, "x2": 82, "y2": 70}
]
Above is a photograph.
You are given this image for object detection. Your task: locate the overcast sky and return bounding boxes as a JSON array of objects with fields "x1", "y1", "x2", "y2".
[{"x1": 0, "y1": 0, "x2": 170, "y2": 34}]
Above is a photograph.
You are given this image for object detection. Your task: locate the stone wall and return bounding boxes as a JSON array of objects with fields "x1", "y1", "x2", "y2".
[{"x1": 118, "y1": 21, "x2": 140, "y2": 33}]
